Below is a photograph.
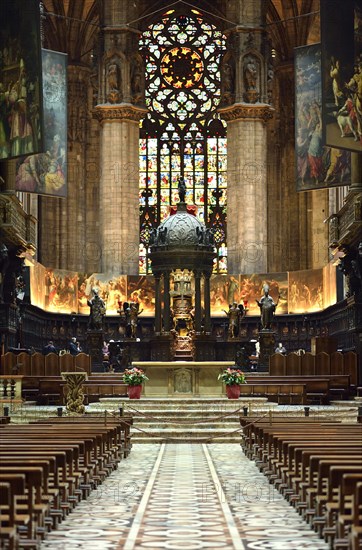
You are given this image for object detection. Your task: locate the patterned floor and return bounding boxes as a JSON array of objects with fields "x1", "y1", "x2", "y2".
[{"x1": 40, "y1": 443, "x2": 328, "y2": 550}]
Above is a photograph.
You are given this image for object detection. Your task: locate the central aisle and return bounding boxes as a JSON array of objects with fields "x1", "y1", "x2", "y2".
[{"x1": 41, "y1": 444, "x2": 329, "y2": 550}]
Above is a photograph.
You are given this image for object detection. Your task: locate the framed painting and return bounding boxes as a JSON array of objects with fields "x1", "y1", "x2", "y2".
[
  {"x1": 295, "y1": 43, "x2": 352, "y2": 190},
  {"x1": 0, "y1": 0, "x2": 43, "y2": 160},
  {"x1": 15, "y1": 49, "x2": 67, "y2": 196},
  {"x1": 321, "y1": 0, "x2": 361, "y2": 153}
]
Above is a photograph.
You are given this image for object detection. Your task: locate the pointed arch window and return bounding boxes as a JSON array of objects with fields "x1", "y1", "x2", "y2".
[{"x1": 139, "y1": 9, "x2": 227, "y2": 274}]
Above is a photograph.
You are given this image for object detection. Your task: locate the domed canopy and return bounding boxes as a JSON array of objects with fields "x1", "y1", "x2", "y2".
[
  {"x1": 150, "y1": 203, "x2": 214, "y2": 250},
  {"x1": 158, "y1": 205, "x2": 204, "y2": 247},
  {"x1": 149, "y1": 203, "x2": 216, "y2": 274}
]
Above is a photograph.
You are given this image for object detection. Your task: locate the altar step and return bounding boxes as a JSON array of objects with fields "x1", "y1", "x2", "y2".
[
  {"x1": 88, "y1": 397, "x2": 359, "y2": 443},
  {"x1": 88, "y1": 397, "x2": 273, "y2": 443}
]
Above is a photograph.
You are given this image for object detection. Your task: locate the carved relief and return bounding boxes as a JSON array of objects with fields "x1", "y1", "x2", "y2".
[
  {"x1": 93, "y1": 104, "x2": 147, "y2": 124},
  {"x1": 174, "y1": 368, "x2": 192, "y2": 393},
  {"x1": 219, "y1": 103, "x2": 274, "y2": 122}
]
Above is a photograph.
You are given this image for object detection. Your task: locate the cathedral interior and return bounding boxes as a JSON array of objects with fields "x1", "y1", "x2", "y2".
[
  {"x1": 0, "y1": 0, "x2": 361, "y2": 369},
  {"x1": 0, "y1": 2, "x2": 362, "y2": 549}
]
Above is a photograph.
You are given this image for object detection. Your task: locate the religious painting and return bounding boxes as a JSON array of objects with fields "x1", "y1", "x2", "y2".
[
  {"x1": 321, "y1": 0, "x2": 361, "y2": 153},
  {"x1": 78, "y1": 273, "x2": 127, "y2": 315},
  {"x1": 210, "y1": 274, "x2": 230, "y2": 316},
  {"x1": 127, "y1": 276, "x2": 155, "y2": 315},
  {"x1": 44, "y1": 268, "x2": 78, "y2": 313},
  {"x1": 295, "y1": 44, "x2": 352, "y2": 191},
  {"x1": 288, "y1": 268, "x2": 323, "y2": 314},
  {"x1": 29, "y1": 260, "x2": 46, "y2": 310},
  {"x1": 323, "y1": 262, "x2": 337, "y2": 309},
  {"x1": 15, "y1": 49, "x2": 67, "y2": 196},
  {"x1": 239, "y1": 273, "x2": 288, "y2": 315},
  {"x1": 0, "y1": 0, "x2": 43, "y2": 160}
]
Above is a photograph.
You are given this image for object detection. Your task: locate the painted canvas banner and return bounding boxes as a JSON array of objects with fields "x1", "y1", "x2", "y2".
[
  {"x1": 321, "y1": 0, "x2": 361, "y2": 152},
  {"x1": 15, "y1": 49, "x2": 67, "y2": 196},
  {"x1": 0, "y1": 0, "x2": 43, "y2": 160},
  {"x1": 295, "y1": 43, "x2": 351, "y2": 191}
]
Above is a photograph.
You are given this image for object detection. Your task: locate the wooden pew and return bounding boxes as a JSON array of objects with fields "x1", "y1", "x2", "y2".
[{"x1": 240, "y1": 419, "x2": 362, "y2": 549}]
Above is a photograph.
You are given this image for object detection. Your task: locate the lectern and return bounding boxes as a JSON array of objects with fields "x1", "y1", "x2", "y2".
[{"x1": 61, "y1": 372, "x2": 88, "y2": 414}]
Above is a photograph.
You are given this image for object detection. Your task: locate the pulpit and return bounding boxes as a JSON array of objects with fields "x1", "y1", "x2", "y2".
[{"x1": 61, "y1": 371, "x2": 88, "y2": 414}]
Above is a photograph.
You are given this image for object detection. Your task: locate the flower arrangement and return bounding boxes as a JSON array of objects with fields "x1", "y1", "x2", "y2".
[
  {"x1": 123, "y1": 367, "x2": 149, "y2": 386},
  {"x1": 218, "y1": 368, "x2": 246, "y2": 386}
]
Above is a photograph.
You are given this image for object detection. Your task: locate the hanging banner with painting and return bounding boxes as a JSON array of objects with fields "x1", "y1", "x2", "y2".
[
  {"x1": 15, "y1": 49, "x2": 67, "y2": 196},
  {"x1": 321, "y1": 0, "x2": 361, "y2": 152},
  {"x1": 294, "y1": 43, "x2": 352, "y2": 191},
  {"x1": 0, "y1": 0, "x2": 43, "y2": 160}
]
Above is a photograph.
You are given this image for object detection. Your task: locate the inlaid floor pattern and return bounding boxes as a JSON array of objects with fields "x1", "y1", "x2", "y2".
[{"x1": 40, "y1": 443, "x2": 328, "y2": 550}]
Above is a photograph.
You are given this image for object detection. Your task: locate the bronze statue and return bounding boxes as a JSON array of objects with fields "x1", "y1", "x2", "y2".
[
  {"x1": 178, "y1": 176, "x2": 186, "y2": 202},
  {"x1": 256, "y1": 284, "x2": 277, "y2": 330},
  {"x1": 223, "y1": 302, "x2": 244, "y2": 339},
  {"x1": 123, "y1": 301, "x2": 143, "y2": 338},
  {"x1": 87, "y1": 287, "x2": 106, "y2": 330}
]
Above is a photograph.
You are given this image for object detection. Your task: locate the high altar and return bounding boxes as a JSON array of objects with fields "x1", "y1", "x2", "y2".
[{"x1": 132, "y1": 361, "x2": 235, "y2": 397}]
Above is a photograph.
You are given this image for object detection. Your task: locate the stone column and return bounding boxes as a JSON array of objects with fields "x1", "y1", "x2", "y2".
[
  {"x1": 203, "y1": 273, "x2": 211, "y2": 334},
  {"x1": 154, "y1": 275, "x2": 162, "y2": 334},
  {"x1": 94, "y1": 4, "x2": 147, "y2": 275},
  {"x1": 163, "y1": 270, "x2": 171, "y2": 333},
  {"x1": 94, "y1": 104, "x2": 146, "y2": 274},
  {"x1": 220, "y1": 105, "x2": 273, "y2": 273},
  {"x1": 194, "y1": 271, "x2": 202, "y2": 333},
  {"x1": 219, "y1": 0, "x2": 274, "y2": 274}
]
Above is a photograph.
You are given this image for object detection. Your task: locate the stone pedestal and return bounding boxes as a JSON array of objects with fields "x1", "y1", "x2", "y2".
[
  {"x1": 258, "y1": 331, "x2": 276, "y2": 372},
  {"x1": 86, "y1": 330, "x2": 104, "y2": 370}
]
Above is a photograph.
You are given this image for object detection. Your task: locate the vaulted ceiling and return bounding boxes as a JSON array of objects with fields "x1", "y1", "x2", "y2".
[{"x1": 42, "y1": 0, "x2": 320, "y2": 64}]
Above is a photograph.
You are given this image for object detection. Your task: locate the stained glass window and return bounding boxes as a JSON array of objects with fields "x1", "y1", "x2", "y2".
[{"x1": 139, "y1": 9, "x2": 227, "y2": 274}]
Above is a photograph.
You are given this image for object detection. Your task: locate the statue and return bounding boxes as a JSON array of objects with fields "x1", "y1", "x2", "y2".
[
  {"x1": 178, "y1": 176, "x2": 186, "y2": 202},
  {"x1": 158, "y1": 226, "x2": 167, "y2": 244},
  {"x1": 205, "y1": 228, "x2": 215, "y2": 246},
  {"x1": 149, "y1": 227, "x2": 158, "y2": 246},
  {"x1": 107, "y1": 60, "x2": 121, "y2": 103},
  {"x1": 131, "y1": 57, "x2": 143, "y2": 103},
  {"x1": 256, "y1": 284, "x2": 277, "y2": 330},
  {"x1": 87, "y1": 287, "x2": 106, "y2": 330},
  {"x1": 223, "y1": 302, "x2": 244, "y2": 339},
  {"x1": 196, "y1": 226, "x2": 205, "y2": 244},
  {"x1": 244, "y1": 57, "x2": 257, "y2": 90},
  {"x1": 124, "y1": 301, "x2": 143, "y2": 338}
]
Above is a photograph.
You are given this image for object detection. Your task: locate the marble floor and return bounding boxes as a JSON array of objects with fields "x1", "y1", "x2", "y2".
[{"x1": 40, "y1": 443, "x2": 328, "y2": 550}]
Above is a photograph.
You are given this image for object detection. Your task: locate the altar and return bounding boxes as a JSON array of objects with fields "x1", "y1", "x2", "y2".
[{"x1": 132, "y1": 361, "x2": 235, "y2": 397}]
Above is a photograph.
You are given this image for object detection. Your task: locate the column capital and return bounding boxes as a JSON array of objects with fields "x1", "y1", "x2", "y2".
[
  {"x1": 218, "y1": 102, "x2": 274, "y2": 123},
  {"x1": 93, "y1": 103, "x2": 147, "y2": 124}
]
